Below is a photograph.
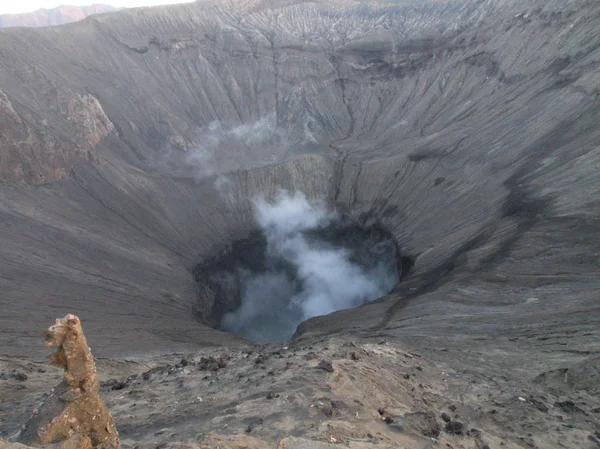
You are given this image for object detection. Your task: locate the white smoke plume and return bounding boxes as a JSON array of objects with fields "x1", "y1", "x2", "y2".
[
  {"x1": 152, "y1": 115, "x2": 287, "y2": 181},
  {"x1": 221, "y1": 191, "x2": 398, "y2": 342},
  {"x1": 185, "y1": 115, "x2": 287, "y2": 179}
]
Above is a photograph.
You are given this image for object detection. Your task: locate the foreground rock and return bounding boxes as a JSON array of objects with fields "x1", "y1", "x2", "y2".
[{"x1": 17, "y1": 315, "x2": 119, "y2": 449}]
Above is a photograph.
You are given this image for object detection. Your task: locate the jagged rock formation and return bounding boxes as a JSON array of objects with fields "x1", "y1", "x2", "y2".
[
  {"x1": 0, "y1": 0, "x2": 599, "y2": 447},
  {"x1": 17, "y1": 315, "x2": 119, "y2": 449},
  {"x1": 0, "y1": 90, "x2": 113, "y2": 184},
  {"x1": 0, "y1": 5, "x2": 119, "y2": 28}
]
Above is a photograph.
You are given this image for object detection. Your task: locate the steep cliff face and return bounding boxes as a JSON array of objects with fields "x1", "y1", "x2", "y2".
[
  {"x1": 0, "y1": 0, "x2": 598, "y2": 375},
  {"x1": 0, "y1": 4, "x2": 119, "y2": 28},
  {"x1": 0, "y1": 90, "x2": 112, "y2": 183}
]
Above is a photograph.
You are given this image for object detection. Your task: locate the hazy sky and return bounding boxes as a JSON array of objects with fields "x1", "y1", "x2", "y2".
[{"x1": 0, "y1": 0, "x2": 195, "y2": 15}]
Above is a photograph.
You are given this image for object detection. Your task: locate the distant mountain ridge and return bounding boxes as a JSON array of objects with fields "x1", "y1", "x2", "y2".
[{"x1": 0, "y1": 4, "x2": 119, "y2": 28}]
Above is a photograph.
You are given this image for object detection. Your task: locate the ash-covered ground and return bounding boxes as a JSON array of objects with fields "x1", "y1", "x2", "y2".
[{"x1": 2, "y1": 338, "x2": 599, "y2": 448}]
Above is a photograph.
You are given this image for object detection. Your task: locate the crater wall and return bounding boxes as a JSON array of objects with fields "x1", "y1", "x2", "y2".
[{"x1": 0, "y1": 0, "x2": 598, "y2": 373}]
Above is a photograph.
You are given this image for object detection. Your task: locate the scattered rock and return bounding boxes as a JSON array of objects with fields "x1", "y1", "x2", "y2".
[
  {"x1": 331, "y1": 400, "x2": 345, "y2": 413},
  {"x1": 449, "y1": 405, "x2": 457, "y2": 412},
  {"x1": 142, "y1": 366, "x2": 164, "y2": 380},
  {"x1": 528, "y1": 396, "x2": 548, "y2": 412},
  {"x1": 198, "y1": 356, "x2": 227, "y2": 371},
  {"x1": 10, "y1": 373, "x2": 27, "y2": 382},
  {"x1": 245, "y1": 418, "x2": 264, "y2": 433},
  {"x1": 404, "y1": 411, "x2": 441, "y2": 437},
  {"x1": 317, "y1": 360, "x2": 334, "y2": 372},
  {"x1": 441, "y1": 412, "x2": 452, "y2": 423},
  {"x1": 103, "y1": 379, "x2": 127, "y2": 390},
  {"x1": 445, "y1": 421, "x2": 465, "y2": 435},
  {"x1": 266, "y1": 391, "x2": 279, "y2": 400},
  {"x1": 254, "y1": 354, "x2": 268, "y2": 365},
  {"x1": 349, "y1": 352, "x2": 360, "y2": 361},
  {"x1": 554, "y1": 400, "x2": 584, "y2": 414},
  {"x1": 377, "y1": 408, "x2": 386, "y2": 416},
  {"x1": 384, "y1": 416, "x2": 394, "y2": 424},
  {"x1": 320, "y1": 405, "x2": 333, "y2": 417},
  {"x1": 468, "y1": 428, "x2": 482, "y2": 437}
]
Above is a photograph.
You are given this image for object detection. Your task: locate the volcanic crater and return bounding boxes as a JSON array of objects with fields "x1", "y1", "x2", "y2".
[{"x1": 0, "y1": 0, "x2": 599, "y2": 447}]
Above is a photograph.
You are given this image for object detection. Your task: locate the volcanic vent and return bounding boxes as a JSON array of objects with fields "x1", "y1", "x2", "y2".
[{"x1": 194, "y1": 191, "x2": 406, "y2": 342}]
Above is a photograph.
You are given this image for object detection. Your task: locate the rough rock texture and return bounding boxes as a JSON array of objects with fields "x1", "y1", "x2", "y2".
[
  {"x1": 17, "y1": 315, "x2": 119, "y2": 449},
  {"x1": 0, "y1": 5, "x2": 119, "y2": 28},
  {"x1": 0, "y1": 0, "x2": 599, "y2": 447},
  {"x1": 0, "y1": 89, "x2": 112, "y2": 184}
]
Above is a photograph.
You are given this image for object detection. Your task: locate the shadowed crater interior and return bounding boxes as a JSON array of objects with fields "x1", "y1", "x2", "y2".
[{"x1": 193, "y1": 192, "x2": 406, "y2": 342}]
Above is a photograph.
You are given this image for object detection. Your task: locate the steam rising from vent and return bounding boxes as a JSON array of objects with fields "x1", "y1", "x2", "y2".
[
  {"x1": 219, "y1": 192, "x2": 399, "y2": 342},
  {"x1": 184, "y1": 116, "x2": 287, "y2": 179},
  {"x1": 152, "y1": 115, "x2": 290, "y2": 180}
]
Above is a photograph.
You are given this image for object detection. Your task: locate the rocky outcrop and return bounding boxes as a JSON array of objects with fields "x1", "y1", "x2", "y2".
[
  {"x1": 18, "y1": 315, "x2": 119, "y2": 449},
  {"x1": 0, "y1": 90, "x2": 113, "y2": 184},
  {"x1": 66, "y1": 94, "x2": 114, "y2": 150}
]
